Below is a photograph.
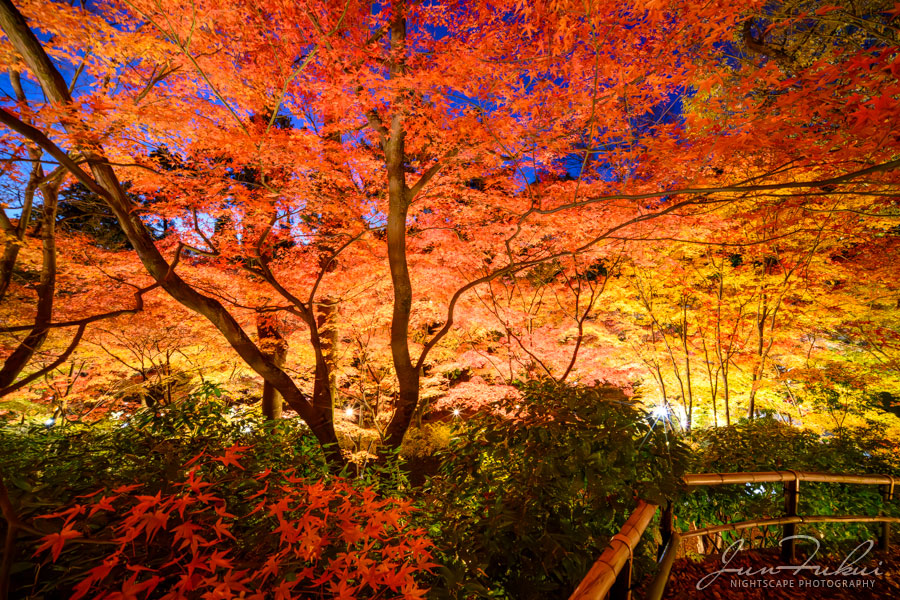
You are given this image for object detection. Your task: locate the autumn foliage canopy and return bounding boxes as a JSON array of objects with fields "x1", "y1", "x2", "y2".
[{"x1": 0, "y1": 0, "x2": 898, "y2": 462}]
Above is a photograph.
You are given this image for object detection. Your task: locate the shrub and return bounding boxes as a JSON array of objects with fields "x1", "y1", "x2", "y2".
[
  {"x1": 1, "y1": 388, "x2": 413, "y2": 597},
  {"x1": 0, "y1": 390, "x2": 327, "y2": 514},
  {"x1": 422, "y1": 381, "x2": 690, "y2": 599}
]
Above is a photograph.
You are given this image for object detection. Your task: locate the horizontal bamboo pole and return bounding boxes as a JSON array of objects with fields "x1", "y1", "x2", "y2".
[
  {"x1": 571, "y1": 471, "x2": 897, "y2": 600},
  {"x1": 568, "y1": 500, "x2": 658, "y2": 600},
  {"x1": 683, "y1": 471, "x2": 895, "y2": 487},
  {"x1": 682, "y1": 514, "x2": 900, "y2": 539}
]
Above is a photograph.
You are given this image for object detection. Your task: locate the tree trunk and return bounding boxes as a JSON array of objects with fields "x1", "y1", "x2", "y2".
[
  {"x1": 316, "y1": 297, "x2": 340, "y2": 417},
  {"x1": 381, "y1": 7, "x2": 420, "y2": 450},
  {"x1": 0, "y1": 179, "x2": 58, "y2": 389},
  {"x1": 256, "y1": 311, "x2": 287, "y2": 419},
  {"x1": 748, "y1": 295, "x2": 768, "y2": 419},
  {"x1": 681, "y1": 302, "x2": 693, "y2": 432},
  {"x1": 0, "y1": 70, "x2": 40, "y2": 303}
]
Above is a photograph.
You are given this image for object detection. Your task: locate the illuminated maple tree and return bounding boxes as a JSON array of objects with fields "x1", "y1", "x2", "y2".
[{"x1": 0, "y1": 0, "x2": 897, "y2": 464}]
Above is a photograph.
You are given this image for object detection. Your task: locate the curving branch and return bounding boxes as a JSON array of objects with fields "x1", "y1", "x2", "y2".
[
  {"x1": 0, "y1": 283, "x2": 160, "y2": 334},
  {"x1": 0, "y1": 323, "x2": 87, "y2": 397},
  {"x1": 0, "y1": 283, "x2": 159, "y2": 397},
  {"x1": 0, "y1": 0, "x2": 344, "y2": 465}
]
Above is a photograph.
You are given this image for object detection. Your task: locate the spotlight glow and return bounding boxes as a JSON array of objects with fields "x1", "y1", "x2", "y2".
[
  {"x1": 344, "y1": 407, "x2": 355, "y2": 418},
  {"x1": 651, "y1": 405, "x2": 668, "y2": 419},
  {"x1": 44, "y1": 417, "x2": 56, "y2": 427},
  {"x1": 452, "y1": 409, "x2": 461, "y2": 417}
]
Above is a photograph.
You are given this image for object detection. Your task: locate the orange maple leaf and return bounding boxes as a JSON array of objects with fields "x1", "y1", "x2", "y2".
[{"x1": 35, "y1": 523, "x2": 82, "y2": 561}]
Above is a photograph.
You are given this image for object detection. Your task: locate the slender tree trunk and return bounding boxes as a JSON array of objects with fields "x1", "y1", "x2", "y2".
[
  {"x1": 381, "y1": 7, "x2": 420, "y2": 449},
  {"x1": 748, "y1": 294, "x2": 768, "y2": 419},
  {"x1": 316, "y1": 296, "x2": 341, "y2": 415},
  {"x1": 0, "y1": 176, "x2": 34, "y2": 301},
  {"x1": 164, "y1": 351, "x2": 173, "y2": 406},
  {"x1": 0, "y1": 212, "x2": 24, "y2": 302},
  {"x1": 681, "y1": 301, "x2": 693, "y2": 432},
  {"x1": 0, "y1": 180, "x2": 57, "y2": 389},
  {"x1": 723, "y1": 363, "x2": 731, "y2": 426},
  {"x1": 701, "y1": 338, "x2": 719, "y2": 428},
  {"x1": 256, "y1": 311, "x2": 287, "y2": 419},
  {"x1": 713, "y1": 265, "x2": 732, "y2": 426},
  {"x1": 0, "y1": 70, "x2": 40, "y2": 303}
]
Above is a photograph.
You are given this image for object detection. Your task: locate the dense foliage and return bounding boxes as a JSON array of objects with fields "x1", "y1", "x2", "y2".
[
  {"x1": 3, "y1": 386, "x2": 900, "y2": 598},
  {"x1": 1, "y1": 387, "x2": 423, "y2": 598},
  {"x1": 422, "y1": 382, "x2": 690, "y2": 599}
]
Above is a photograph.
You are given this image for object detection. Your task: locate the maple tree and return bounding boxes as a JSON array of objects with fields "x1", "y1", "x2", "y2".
[
  {"x1": 31, "y1": 446, "x2": 435, "y2": 600},
  {"x1": 0, "y1": 0, "x2": 896, "y2": 468}
]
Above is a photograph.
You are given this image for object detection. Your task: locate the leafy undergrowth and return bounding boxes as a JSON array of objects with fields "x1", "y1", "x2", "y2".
[
  {"x1": 9, "y1": 386, "x2": 900, "y2": 599},
  {"x1": 32, "y1": 445, "x2": 434, "y2": 600},
  {"x1": 678, "y1": 418, "x2": 900, "y2": 551},
  {"x1": 641, "y1": 545, "x2": 900, "y2": 599},
  {"x1": 422, "y1": 381, "x2": 690, "y2": 599}
]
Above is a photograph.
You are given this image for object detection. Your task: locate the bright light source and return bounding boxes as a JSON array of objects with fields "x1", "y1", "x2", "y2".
[
  {"x1": 44, "y1": 417, "x2": 56, "y2": 427},
  {"x1": 344, "y1": 407, "x2": 355, "y2": 418},
  {"x1": 651, "y1": 405, "x2": 668, "y2": 419},
  {"x1": 452, "y1": 409, "x2": 461, "y2": 417}
]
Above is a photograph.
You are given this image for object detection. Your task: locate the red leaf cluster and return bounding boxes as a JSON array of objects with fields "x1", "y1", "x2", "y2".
[{"x1": 35, "y1": 448, "x2": 435, "y2": 600}]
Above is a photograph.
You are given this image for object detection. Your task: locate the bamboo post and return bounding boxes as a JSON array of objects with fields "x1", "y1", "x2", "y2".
[
  {"x1": 571, "y1": 471, "x2": 898, "y2": 600},
  {"x1": 880, "y1": 478, "x2": 894, "y2": 552},
  {"x1": 568, "y1": 502, "x2": 657, "y2": 600},
  {"x1": 605, "y1": 532, "x2": 635, "y2": 600},
  {"x1": 658, "y1": 500, "x2": 674, "y2": 561},
  {"x1": 781, "y1": 471, "x2": 800, "y2": 563},
  {"x1": 646, "y1": 532, "x2": 681, "y2": 600}
]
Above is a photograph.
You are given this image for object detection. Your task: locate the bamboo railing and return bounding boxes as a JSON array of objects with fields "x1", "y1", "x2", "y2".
[
  {"x1": 568, "y1": 501, "x2": 658, "y2": 600},
  {"x1": 568, "y1": 470, "x2": 897, "y2": 600}
]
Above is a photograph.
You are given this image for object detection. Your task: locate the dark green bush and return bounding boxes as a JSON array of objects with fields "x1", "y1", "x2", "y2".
[
  {"x1": 421, "y1": 381, "x2": 691, "y2": 599},
  {"x1": 0, "y1": 385, "x2": 410, "y2": 598},
  {"x1": 2, "y1": 387, "x2": 325, "y2": 504}
]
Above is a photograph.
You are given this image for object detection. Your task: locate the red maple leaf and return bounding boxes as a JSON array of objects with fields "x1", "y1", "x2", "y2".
[
  {"x1": 34, "y1": 523, "x2": 82, "y2": 561},
  {"x1": 213, "y1": 444, "x2": 249, "y2": 469}
]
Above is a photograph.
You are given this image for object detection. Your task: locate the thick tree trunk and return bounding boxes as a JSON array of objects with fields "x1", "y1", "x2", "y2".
[
  {"x1": 382, "y1": 175, "x2": 422, "y2": 450},
  {"x1": 0, "y1": 0, "x2": 345, "y2": 468}
]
